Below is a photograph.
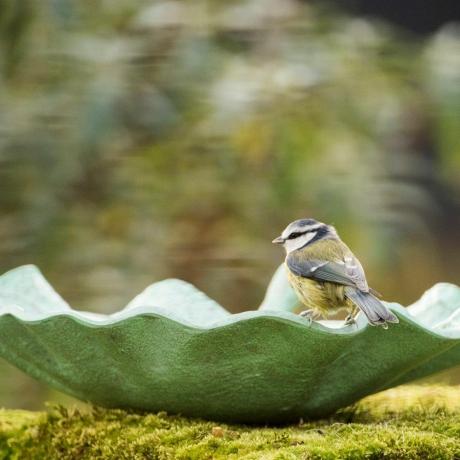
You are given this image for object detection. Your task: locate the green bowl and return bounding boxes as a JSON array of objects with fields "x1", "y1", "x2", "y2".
[{"x1": 0, "y1": 264, "x2": 459, "y2": 423}]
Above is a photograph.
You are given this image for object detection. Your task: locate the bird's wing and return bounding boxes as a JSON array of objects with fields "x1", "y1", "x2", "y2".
[{"x1": 286, "y1": 251, "x2": 369, "y2": 292}]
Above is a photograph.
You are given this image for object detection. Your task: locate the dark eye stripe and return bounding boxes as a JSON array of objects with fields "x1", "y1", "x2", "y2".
[{"x1": 287, "y1": 231, "x2": 307, "y2": 239}]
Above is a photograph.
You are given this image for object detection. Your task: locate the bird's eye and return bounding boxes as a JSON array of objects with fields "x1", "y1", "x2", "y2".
[{"x1": 288, "y1": 231, "x2": 303, "y2": 239}]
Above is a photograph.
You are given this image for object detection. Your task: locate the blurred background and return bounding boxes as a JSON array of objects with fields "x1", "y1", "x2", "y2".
[{"x1": 0, "y1": 0, "x2": 459, "y2": 408}]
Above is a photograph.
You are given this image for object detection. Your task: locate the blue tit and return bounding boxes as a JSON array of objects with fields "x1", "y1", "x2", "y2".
[{"x1": 272, "y1": 218, "x2": 398, "y2": 328}]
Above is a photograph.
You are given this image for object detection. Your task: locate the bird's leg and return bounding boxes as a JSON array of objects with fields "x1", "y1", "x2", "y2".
[
  {"x1": 299, "y1": 309, "x2": 321, "y2": 325},
  {"x1": 344, "y1": 314, "x2": 355, "y2": 326},
  {"x1": 344, "y1": 306, "x2": 359, "y2": 326}
]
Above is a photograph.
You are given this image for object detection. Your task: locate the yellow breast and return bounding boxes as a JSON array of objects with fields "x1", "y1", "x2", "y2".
[{"x1": 285, "y1": 264, "x2": 349, "y2": 317}]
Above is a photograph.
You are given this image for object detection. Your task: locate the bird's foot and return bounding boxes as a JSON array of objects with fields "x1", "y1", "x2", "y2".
[
  {"x1": 299, "y1": 309, "x2": 320, "y2": 325},
  {"x1": 344, "y1": 313, "x2": 357, "y2": 326}
]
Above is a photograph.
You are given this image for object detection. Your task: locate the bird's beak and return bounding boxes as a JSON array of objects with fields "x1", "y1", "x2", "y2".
[{"x1": 272, "y1": 236, "x2": 285, "y2": 244}]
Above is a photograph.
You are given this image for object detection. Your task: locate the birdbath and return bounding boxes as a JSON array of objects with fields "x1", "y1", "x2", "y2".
[{"x1": 0, "y1": 264, "x2": 459, "y2": 423}]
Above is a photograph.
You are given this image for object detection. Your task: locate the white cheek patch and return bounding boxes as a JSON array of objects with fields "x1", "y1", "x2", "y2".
[{"x1": 284, "y1": 231, "x2": 317, "y2": 253}]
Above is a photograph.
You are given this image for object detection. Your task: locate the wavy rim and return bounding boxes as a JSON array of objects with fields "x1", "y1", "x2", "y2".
[
  {"x1": 0, "y1": 265, "x2": 459, "y2": 340},
  {"x1": 2, "y1": 306, "x2": 460, "y2": 342}
]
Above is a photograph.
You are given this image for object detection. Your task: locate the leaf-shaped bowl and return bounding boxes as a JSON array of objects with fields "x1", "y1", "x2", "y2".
[{"x1": 0, "y1": 264, "x2": 459, "y2": 423}]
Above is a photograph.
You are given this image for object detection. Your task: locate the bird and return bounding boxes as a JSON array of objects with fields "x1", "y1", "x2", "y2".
[{"x1": 272, "y1": 218, "x2": 399, "y2": 328}]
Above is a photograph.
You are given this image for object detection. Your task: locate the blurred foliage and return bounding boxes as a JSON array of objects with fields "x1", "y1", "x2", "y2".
[{"x1": 0, "y1": 0, "x2": 459, "y2": 408}]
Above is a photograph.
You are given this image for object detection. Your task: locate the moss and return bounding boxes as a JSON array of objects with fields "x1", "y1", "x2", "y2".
[{"x1": 0, "y1": 386, "x2": 459, "y2": 459}]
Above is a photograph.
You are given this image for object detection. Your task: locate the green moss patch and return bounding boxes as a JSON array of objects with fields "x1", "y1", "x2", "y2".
[{"x1": 1, "y1": 385, "x2": 459, "y2": 459}]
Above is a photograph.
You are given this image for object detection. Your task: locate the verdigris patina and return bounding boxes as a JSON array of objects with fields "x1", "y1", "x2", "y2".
[{"x1": 0, "y1": 264, "x2": 459, "y2": 423}]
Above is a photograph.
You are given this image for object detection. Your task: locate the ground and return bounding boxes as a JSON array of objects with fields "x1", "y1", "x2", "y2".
[{"x1": 0, "y1": 386, "x2": 459, "y2": 459}]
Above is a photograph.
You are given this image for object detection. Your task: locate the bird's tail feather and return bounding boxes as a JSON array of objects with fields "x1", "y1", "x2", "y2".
[{"x1": 344, "y1": 287, "x2": 399, "y2": 327}]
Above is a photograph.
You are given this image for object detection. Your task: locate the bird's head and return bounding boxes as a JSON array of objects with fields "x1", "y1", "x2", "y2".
[{"x1": 272, "y1": 218, "x2": 338, "y2": 253}]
